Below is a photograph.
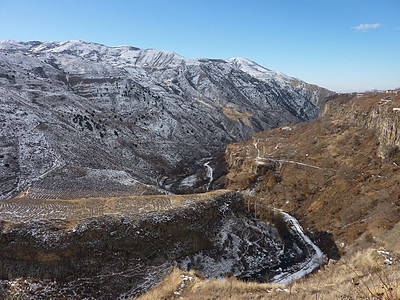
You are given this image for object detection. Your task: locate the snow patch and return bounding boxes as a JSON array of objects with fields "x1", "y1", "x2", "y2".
[
  {"x1": 173, "y1": 275, "x2": 194, "y2": 296},
  {"x1": 204, "y1": 160, "x2": 213, "y2": 191},
  {"x1": 377, "y1": 250, "x2": 396, "y2": 266}
]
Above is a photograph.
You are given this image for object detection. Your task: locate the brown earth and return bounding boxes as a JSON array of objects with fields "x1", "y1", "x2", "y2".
[
  {"x1": 0, "y1": 190, "x2": 242, "y2": 299},
  {"x1": 1, "y1": 189, "x2": 232, "y2": 224},
  {"x1": 224, "y1": 91, "x2": 400, "y2": 254},
  {"x1": 133, "y1": 91, "x2": 400, "y2": 299}
]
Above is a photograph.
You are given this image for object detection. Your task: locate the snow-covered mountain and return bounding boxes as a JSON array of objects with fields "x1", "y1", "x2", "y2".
[{"x1": 0, "y1": 40, "x2": 333, "y2": 199}]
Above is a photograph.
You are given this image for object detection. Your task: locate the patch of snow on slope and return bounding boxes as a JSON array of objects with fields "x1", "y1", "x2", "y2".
[
  {"x1": 173, "y1": 275, "x2": 194, "y2": 296},
  {"x1": 204, "y1": 160, "x2": 213, "y2": 191},
  {"x1": 226, "y1": 57, "x2": 295, "y2": 85},
  {"x1": 134, "y1": 48, "x2": 198, "y2": 68},
  {"x1": 179, "y1": 174, "x2": 198, "y2": 187}
]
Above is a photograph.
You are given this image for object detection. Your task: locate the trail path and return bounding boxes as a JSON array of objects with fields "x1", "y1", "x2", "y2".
[{"x1": 252, "y1": 138, "x2": 323, "y2": 170}]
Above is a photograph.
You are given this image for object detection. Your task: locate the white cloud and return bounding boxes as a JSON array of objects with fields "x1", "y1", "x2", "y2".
[{"x1": 353, "y1": 23, "x2": 382, "y2": 32}]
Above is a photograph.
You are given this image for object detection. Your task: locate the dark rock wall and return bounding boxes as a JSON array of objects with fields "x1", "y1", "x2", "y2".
[
  {"x1": 0, "y1": 191, "x2": 284, "y2": 298},
  {"x1": 321, "y1": 92, "x2": 400, "y2": 160}
]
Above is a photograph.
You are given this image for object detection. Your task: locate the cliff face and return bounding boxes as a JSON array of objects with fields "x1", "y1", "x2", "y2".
[
  {"x1": 320, "y1": 92, "x2": 400, "y2": 161},
  {"x1": 0, "y1": 190, "x2": 314, "y2": 299},
  {"x1": 224, "y1": 91, "x2": 400, "y2": 254}
]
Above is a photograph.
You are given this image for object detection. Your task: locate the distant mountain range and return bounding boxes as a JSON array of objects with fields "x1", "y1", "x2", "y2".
[{"x1": 0, "y1": 40, "x2": 333, "y2": 199}]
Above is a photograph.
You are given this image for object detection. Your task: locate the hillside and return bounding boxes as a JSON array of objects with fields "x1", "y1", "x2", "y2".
[
  {"x1": 225, "y1": 91, "x2": 400, "y2": 252},
  {"x1": 0, "y1": 190, "x2": 328, "y2": 299},
  {"x1": 135, "y1": 90, "x2": 400, "y2": 300},
  {"x1": 1, "y1": 42, "x2": 399, "y2": 297},
  {"x1": 0, "y1": 40, "x2": 332, "y2": 199}
]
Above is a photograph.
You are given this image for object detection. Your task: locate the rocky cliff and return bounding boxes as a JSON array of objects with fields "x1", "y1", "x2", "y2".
[
  {"x1": 0, "y1": 40, "x2": 334, "y2": 298},
  {"x1": 0, "y1": 190, "x2": 323, "y2": 299},
  {"x1": 320, "y1": 91, "x2": 400, "y2": 161}
]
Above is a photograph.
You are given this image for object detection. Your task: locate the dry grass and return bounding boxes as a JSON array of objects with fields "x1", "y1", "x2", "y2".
[
  {"x1": 225, "y1": 100, "x2": 400, "y2": 245},
  {"x1": 1, "y1": 190, "x2": 234, "y2": 232},
  {"x1": 135, "y1": 248, "x2": 400, "y2": 299},
  {"x1": 135, "y1": 268, "x2": 196, "y2": 300},
  {"x1": 290, "y1": 248, "x2": 400, "y2": 300},
  {"x1": 135, "y1": 267, "x2": 284, "y2": 300},
  {"x1": 221, "y1": 106, "x2": 253, "y2": 126}
]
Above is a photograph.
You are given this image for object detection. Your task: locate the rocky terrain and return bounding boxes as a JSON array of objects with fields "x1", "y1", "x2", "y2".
[
  {"x1": 136, "y1": 90, "x2": 400, "y2": 300},
  {"x1": 225, "y1": 91, "x2": 400, "y2": 252},
  {"x1": 1, "y1": 39, "x2": 398, "y2": 299},
  {"x1": 0, "y1": 40, "x2": 337, "y2": 298},
  {"x1": 0, "y1": 40, "x2": 332, "y2": 198},
  {"x1": 0, "y1": 190, "x2": 325, "y2": 299}
]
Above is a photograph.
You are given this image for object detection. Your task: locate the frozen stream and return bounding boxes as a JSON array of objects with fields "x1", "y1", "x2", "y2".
[
  {"x1": 271, "y1": 210, "x2": 326, "y2": 284},
  {"x1": 203, "y1": 160, "x2": 213, "y2": 191}
]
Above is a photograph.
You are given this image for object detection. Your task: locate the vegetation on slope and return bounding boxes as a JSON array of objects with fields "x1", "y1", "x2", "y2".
[
  {"x1": 225, "y1": 91, "x2": 400, "y2": 252},
  {"x1": 137, "y1": 91, "x2": 400, "y2": 299},
  {"x1": 135, "y1": 248, "x2": 399, "y2": 299}
]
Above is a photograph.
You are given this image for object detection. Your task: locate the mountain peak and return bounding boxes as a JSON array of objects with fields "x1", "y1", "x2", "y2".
[{"x1": 225, "y1": 57, "x2": 295, "y2": 84}]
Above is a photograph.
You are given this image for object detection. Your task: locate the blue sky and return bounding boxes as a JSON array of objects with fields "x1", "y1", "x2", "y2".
[{"x1": 0, "y1": 0, "x2": 399, "y2": 92}]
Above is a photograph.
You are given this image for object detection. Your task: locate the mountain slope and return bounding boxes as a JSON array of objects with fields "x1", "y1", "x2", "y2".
[
  {"x1": 0, "y1": 40, "x2": 333, "y2": 199},
  {"x1": 0, "y1": 190, "x2": 327, "y2": 299},
  {"x1": 225, "y1": 91, "x2": 400, "y2": 252}
]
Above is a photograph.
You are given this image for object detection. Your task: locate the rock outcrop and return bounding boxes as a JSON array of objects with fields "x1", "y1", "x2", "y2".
[
  {"x1": 0, "y1": 190, "x2": 321, "y2": 299},
  {"x1": 320, "y1": 91, "x2": 400, "y2": 161}
]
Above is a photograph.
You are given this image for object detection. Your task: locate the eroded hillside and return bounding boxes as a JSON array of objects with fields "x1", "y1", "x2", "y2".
[
  {"x1": 0, "y1": 40, "x2": 336, "y2": 299},
  {"x1": 225, "y1": 91, "x2": 400, "y2": 253},
  {"x1": 0, "y1": 190, "x2": 325, "y2": 299},
  {"x1": 129, "y1": 91, "x2": 400, "y2": 300},
  {"x1": 0, "y1": 40, "x2": 333, "y2": 198},
  {"x1": 131, "y1": 91, "x2": 400, "y2": 299}
]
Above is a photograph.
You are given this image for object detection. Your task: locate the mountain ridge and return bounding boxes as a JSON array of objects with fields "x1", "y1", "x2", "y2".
[{"x1": 0, "y1": 39, "x2": 333, "y2": 199}]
